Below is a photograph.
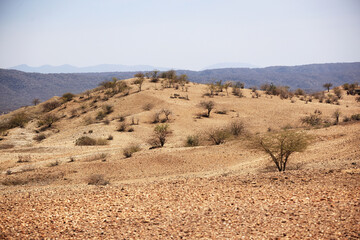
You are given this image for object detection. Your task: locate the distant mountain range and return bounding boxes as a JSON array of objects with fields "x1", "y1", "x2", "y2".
[
  {"x1": 202, "y1": 62, "x2": 258, "y2": 70},
  {"x1": 10, "y1": 64, "x2": 170, "y2": 73},
  {"x1": 10, "y1": 62, "x2": 258, "y2": 73},
  {"x1": 1, "y1": 62, "x2": 360, "y2": 113}
]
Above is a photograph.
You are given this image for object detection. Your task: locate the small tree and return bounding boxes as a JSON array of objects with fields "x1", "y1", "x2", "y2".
[
  {"x1": 254, "y1": 130, "x2": 311, "y2": 172},
  {"x1": 134, "y1": 72, "x2": 145, "y2": 91},
  {"x1": 333, "y1": 109, "x2": 341, "y2": 125},
  {"x1": 323, "y1": 83, "x2": 333, "y2": 92},
  {"x1": 32, "y1": 98, "x2": 40, "y2": 106},
  {"x1": 62, "y1": 92, "x2": 75, "y2": 102},
  {"x1": 150, "y1": 124, "x2": 170, "y2": 147},
  {"x1": 198, "y1": 100, "x2": 215, "y2": 117},
  {"x1": 223, "y1": 82, "x2": 232, "y2": 96}
]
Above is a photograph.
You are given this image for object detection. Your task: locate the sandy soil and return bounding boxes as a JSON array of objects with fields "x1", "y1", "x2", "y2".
[{"x1": 0, "y1": 79, "x2": 359, "y2": 238}]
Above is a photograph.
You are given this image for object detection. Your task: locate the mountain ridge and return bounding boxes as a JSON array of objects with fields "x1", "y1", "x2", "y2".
[{"x1": 1, "y1": 62, "x2": 360, "y2": 113}]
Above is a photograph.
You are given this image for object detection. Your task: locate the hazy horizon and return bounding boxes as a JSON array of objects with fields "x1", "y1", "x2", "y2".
[{"x1": 1, "y1": 0, "x2": 359, "y2": 71}]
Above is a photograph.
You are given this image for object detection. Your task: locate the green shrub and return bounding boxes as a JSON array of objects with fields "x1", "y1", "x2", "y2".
[
  {"x1": 185, "y1": 135, "x2": 200, "y2": 147},
  {"x1": 149, "y1": 124, "x2": 170, "y2": 147}
]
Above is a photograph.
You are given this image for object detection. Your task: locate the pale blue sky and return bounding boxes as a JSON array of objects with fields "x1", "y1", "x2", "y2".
[{"x1": 0, "y1": 0, "x2": 359, "y2": 70}]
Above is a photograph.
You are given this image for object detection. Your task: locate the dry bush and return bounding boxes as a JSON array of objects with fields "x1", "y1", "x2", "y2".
[
  {"x1": 87, "y1": 174, "x2": 109, "y2": 185},
  {"x1": 229, "y1": 120, "x2": 245, "y2": 136},
  {"x1": 117, "y1": 122, "x2": 128, "y2": 132},
  {"x1": 162, "y1": 109, "x2": 172, "y2": 121},
  {"x1": 208, "y1": 127, "x2": 230, "y2": 145},
  {"x1": 333, "y1": 87, "x2": 342, "y2": 99},
  {"x1": 123, "y1": 144, "x2": 141, "y2": 158},
  {"x1": 333, "y1": 109, "x2": 341, "y2": 125},
  {"x1": 351, "y1": 114, "x2": 360, "y2": 121},
  {"x1": 2, "y1": 178, "x2": 29, "y2": 186},
  {"x1": 185, "y1": 135, "x2": 200, "y2": 147},
  {"x1": 198, "y1": 101, "x2": 215, "y2": 117},
  {"x1": 33, "y1": 133, "x2": 46, "y2": 142},
  {"x1": 96, "y1": 111, "x2": 106, "y2": 120},
  {"x1": 49, "y1": 160, "x2": 60, "y2": 167},
  {"x1": 8, "y1": 112, "x2": 30, "y2": 128},
  {"x1": 143, "y1": 103, "x2": 154, "y2": 111},
  {"x1": 38, "y1": 114, "x2": 58, "y2": 129},
  {"x1": 76, "y1": 136, "x2": 97, "y2": 145},
  {"x1": 149, "y1": 124, "x2": 170, "y2": 148},
  {"x1": 61, "y1": 92, "x2": 75, "y2": 102},
  {"x1": 43, "y1": 100, "x2": 61, "y2": 112},
  {"x1": 83, "y1": 153, "x2": 108, "y2": 162},
  {"x1": 152, "y1": 112, "x2": 161, "y2": 123},
  {"x1": 253, "y1": 130, "x2": 311, "y2": 172},
  {"x1": 17, "y1": 155, "x2": 31, "y2": 163},
  {"x1": 215, "y1": 109, "x2": 227, "y2": 115},
  {"x1": 84, "y1": 116, "x2": 94, "y2": 125},
  {"x1": 301, "y1": 110, "x2": 322, "y2": 126},
  {"x1": 75, "y1": 136, "x2": 108, "y2": 146},
  {"x1": 0, "y1": 144, "x2": 14, "y2": 149}
]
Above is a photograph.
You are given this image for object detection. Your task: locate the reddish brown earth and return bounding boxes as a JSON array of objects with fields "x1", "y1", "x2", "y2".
[{"x1": 1, "y1": 169, "x2": 359, "y2": 239}]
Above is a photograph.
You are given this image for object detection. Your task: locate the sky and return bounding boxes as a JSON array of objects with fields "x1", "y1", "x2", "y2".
[{"x1": 0, "y1": 0, "x2": 359, "y2": 70}]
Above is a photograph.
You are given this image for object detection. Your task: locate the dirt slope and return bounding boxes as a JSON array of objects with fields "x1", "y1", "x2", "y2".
[{"x1": 0, "y1": 78, "x2": 359, "y2": 238}]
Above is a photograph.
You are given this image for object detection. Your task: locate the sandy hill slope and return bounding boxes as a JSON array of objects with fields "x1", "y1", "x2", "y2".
[{"x1": 0, "y1": 78, "x2": 359, "y2": 238}]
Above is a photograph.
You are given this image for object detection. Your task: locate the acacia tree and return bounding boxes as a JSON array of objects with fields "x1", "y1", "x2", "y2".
[
  {"x1": 323, "y1": 83, "x2": 333, "y2": 92},
  {"x1": 333, "y1": 109, "x2": 341, "y2": 125},
  {"x1": 254, "y1": 130, "x2": 311, "y2": 172},
  {"x1": 150, "y1": 124, "x2": 170, "y2": 147},
  {"x1": 198, "y1": 100, "x2": 215, "y2": 117},
  {"x1": 134, "y1": 72, "x2": 145, "y2": 91},
  {"x1": 32, "y1": 98, "x2": 40, "y2": 106},
  {"x1": 223, "y1": 82, "x2": 232, "y2": 96}
]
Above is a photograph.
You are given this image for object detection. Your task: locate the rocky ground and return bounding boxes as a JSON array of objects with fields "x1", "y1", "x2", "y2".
[{"x1": 1, "y1": 168, "x2": 359, "y2": 239}]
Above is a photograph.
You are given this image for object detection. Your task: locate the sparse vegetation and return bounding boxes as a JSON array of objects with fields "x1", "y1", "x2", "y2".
[
  {"x1": 32, "y1": 98, "x2": 40, "y2": 106},
  {"x1": 61, "y1": 92, "x2": 75, "y2": 102},
  {"x1": 123, "y1": 144, "x2": 141, "y2": 158},
  {"x1": 323, "y1": 83, "x2": 333, "y2": 92},
  {"x1": 43, "y1": 100, "x2": 61, "y2": 112},
  {"x1": 185, "y1": 135, "x2": 200, "y2": 147},
  {"x1": 8, "y1": 112, "x2": 30, "y2": 128},
  {"x1": 333, "y1": 109, "x2": 341, "y2": 125},
  {"x1": 198, "y1": 101, "x2": 215, "y2": 117},
  {"x1": 254, "y1": 130, "x2": 311, "y2": 172},
  {"x1": 17, "y1": 155, "x2": 31, "y2": 163},
  {"x1": 117, "y1": 122, "x2": 128, "y2": 132},
  {"x1": 87, "y1": 174, "x2": 109, "y2": 185},
  {"x1": 229, "y1": 120, "x2": 245, "y2": 136},
  {"x1": 208, "y1": 127, "x2": 230, "y2": 145},
  {"x1": 149, "y1": 124, "x2": 170, "y2": 148},
  {"x1": 33, "y1": 133, "x2": 46, "y2": 142},
  {"x1": 75, "y1": 136, "x2": 108, "y2": 146},
  {"x1": 301, "y1": 110, "x2": 322, "y2": 126},
  {"x1": 134, "y1": 72, "x2": 145, "y2": 91}
]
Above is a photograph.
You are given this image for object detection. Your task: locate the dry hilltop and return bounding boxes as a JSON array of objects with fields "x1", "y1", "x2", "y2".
[{"x1": 0, "y1": 76, "x2": 359, "y2": 239}]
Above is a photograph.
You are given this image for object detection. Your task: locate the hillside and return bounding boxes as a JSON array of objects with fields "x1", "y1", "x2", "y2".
[
  {"x1": 0, "y1": 78, "x2": 359, "y2": 238},
  {"x1": 1, "y1": 62, "x2": 360, "y2": 113}
]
